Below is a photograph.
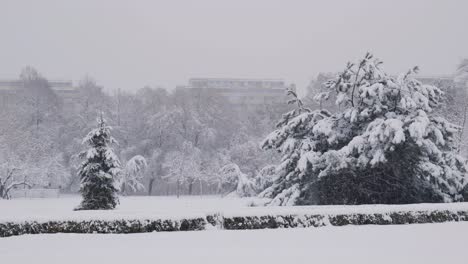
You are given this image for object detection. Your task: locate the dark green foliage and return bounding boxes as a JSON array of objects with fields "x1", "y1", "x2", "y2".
[
  {"x1": 298, "y1": 146, "x2": 445, "y2": 205},
  {"x1": 0, "y1": 218, "x2": 207, "y2": 238},
  {"x1": 221, "y1": 210, "x2": 468, "y2": 230},
  {"x1": 2, "y1": 209, "x2": 468, "y2": 237}
]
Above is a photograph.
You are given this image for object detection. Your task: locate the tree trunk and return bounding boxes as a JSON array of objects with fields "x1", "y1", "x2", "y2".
[
  {"x1": 0, "y1": 184, "x2": 4, "y2": 199},
  {"x1": 177, "y1": 181, "x2": 180, "y2": 198},
  {"x1": 188, "y1": 181, "x2": 193, "y2": 195},
  {"x1": 148, "y1": 178, "x2": 155, "y2": 196},
  {"x1": 199, "y1": 180, "x2": 203, "y2": 197},
  {"x1": 121, "y1": 183, "x2": 126, "y2": 196}
]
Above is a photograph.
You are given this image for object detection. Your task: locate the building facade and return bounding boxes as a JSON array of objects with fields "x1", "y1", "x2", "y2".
[
  {"x1": 178, "y1": 78, "x2": 294, "y2": 106},
  {"x1": 0, "y1": 79, "x2": 76, "y2": 95},
  {"x1": 0, "y1": 79, "x2": 79, "y2": 116}
]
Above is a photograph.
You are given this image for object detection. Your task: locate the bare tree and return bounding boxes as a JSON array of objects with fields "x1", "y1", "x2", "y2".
[{"x1": 0, "y1": 165, "x2": 31, "y2": 199}]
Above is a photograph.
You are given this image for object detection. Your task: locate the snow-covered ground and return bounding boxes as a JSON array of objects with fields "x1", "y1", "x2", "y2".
[
  {"x1": 2, "y1": 196, "x2": 468, "y2": 263},
  {"x1": 1, "y1": 222, "x2": 466, "y2": 264},
  {"x1": 0, "y1": 195, "x2": 263, "y2": 222},
  {"x1": 2, "y1": 195, "x2": 468, "y2": 222}
]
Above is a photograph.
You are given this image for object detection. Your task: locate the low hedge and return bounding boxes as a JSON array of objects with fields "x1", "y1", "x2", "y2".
[
  {"x1": 1, "y1": 209, "x2": 467, "y2": 237},
  {"x1": 0, "y1": 218, "x2": 206, "y2": 238},
  {"x1": 222, "y1": 214, "x2": 326, "y2": 230},
  {"x1": 221, "y1": 210, "x2": 468, "y2": 230}
]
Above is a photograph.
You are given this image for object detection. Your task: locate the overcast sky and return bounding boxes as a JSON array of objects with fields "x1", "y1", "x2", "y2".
[{"x1": 1, "y1": 0, "x2": 467, "y2": 95}]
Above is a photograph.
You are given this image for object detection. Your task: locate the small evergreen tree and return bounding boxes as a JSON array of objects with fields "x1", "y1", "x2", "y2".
[
  {"x1": 76, "y1": 115, "x2": 120, "y2": 210},
  {"x1": 261, "y1": 53, "x2": 468, "y2": 205}
]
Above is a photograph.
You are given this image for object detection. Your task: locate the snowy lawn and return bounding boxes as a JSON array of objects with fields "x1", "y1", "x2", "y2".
[
  {"x1": 1, "y1": 222, "x2": 466, "y2": 264},
  {"x1": 2, "y1": 195, "x2": 468, "y2": 222},
  {"x1": 0, "y1": 195, "x2": 264, "y2": 222}
]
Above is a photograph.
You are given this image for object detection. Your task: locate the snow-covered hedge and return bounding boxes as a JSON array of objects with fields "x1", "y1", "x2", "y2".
[
  {"x1": 0, "y1": 218, "x2": 206, "y2": 238},
  {"x1": 2, "y1": 209, "x2": 468, "y2": 237},
  {"x1": 221, "y1": 210, "x2": 468, "y2": 230}
]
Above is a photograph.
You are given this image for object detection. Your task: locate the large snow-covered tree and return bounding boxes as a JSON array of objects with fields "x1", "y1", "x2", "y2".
[
  {"x1": 76, "y1": 115, "x2": 121, "y2": 210},
  {"x1": 261, "y1": 53, "x2": 468, "y2": 205}
]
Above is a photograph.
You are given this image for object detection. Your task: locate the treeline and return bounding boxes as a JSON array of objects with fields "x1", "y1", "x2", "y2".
[{"x1": 0, "y1": 67, "x2": 288, "y2": 196}]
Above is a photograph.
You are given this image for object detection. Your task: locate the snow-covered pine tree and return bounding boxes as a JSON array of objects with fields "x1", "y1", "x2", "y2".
[
  {"x1": 75, "y1": 115, "x2": 121, "y2": 210},
  {"x1": 261, "y1": 53, "x2": 468, "y2": 206}
]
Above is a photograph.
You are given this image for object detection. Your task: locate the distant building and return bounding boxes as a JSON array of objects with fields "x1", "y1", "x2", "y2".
[
  {"x1": 0, "y1": 79, "x2": 79, "y2": 116},
  {"x1": 177, "y1": 78, "x2": 294, "y2": 106},
  {"x1": 0, "y1": 79, "x2": 78, "y2": 106},
  {"x1": 0, "y1": 79, "x2": 76, "y2": 94}
]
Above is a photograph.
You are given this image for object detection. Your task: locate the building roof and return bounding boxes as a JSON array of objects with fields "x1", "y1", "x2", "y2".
[
  {"x1": 189, "y1": 77, "x2": 285, "y2": 82},
  {"x1": 0, "y1": 79, "x2": 74, "y2": 91}
]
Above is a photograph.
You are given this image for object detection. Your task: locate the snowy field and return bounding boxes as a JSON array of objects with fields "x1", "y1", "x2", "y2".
[
  {"x1": 2, "y1": 195, "x2": 468, "y2": 223},
  {"x1": 1, "y1": 222, "x2": 467, "y2": 264},
  {"x1": 2, "y1": 196, "x2": 468, "y2": 263},
  {"x1": 0, "y1": 195, "x2": 263, "y2": 222}
]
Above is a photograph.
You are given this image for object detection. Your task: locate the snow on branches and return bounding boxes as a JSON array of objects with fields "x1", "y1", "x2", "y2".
[
  {"x1": 163, "y1": 141, "x2": 203, "y2": 197},
  {"x1": 262, "y1": 53, "x2": 468, "y2": 206},
  {"x1": 118, "y1": 155, "x2": 147, "y2": 195},
  {"x1": 0, "y1": 163, "x2": 31, "y2": 199},
  {"x1": 218, "y1": 163, "x2": 257, "y2": 197}
]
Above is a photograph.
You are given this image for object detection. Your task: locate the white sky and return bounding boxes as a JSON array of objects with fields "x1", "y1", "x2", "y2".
[{"x1": 1, "y1": 0, "x2": 467, "y2": 95}]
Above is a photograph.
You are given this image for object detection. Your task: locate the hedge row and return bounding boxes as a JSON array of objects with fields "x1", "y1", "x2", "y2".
[
  {"x1": 2, "y1": 209, "x2": 468, "y2": 237},
  {"x1": 0, "y1": 218, "x2": 206, "y2": 238},
  {"x1": 222, "y1": 210, "x2": 468, "y2": 230}
]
